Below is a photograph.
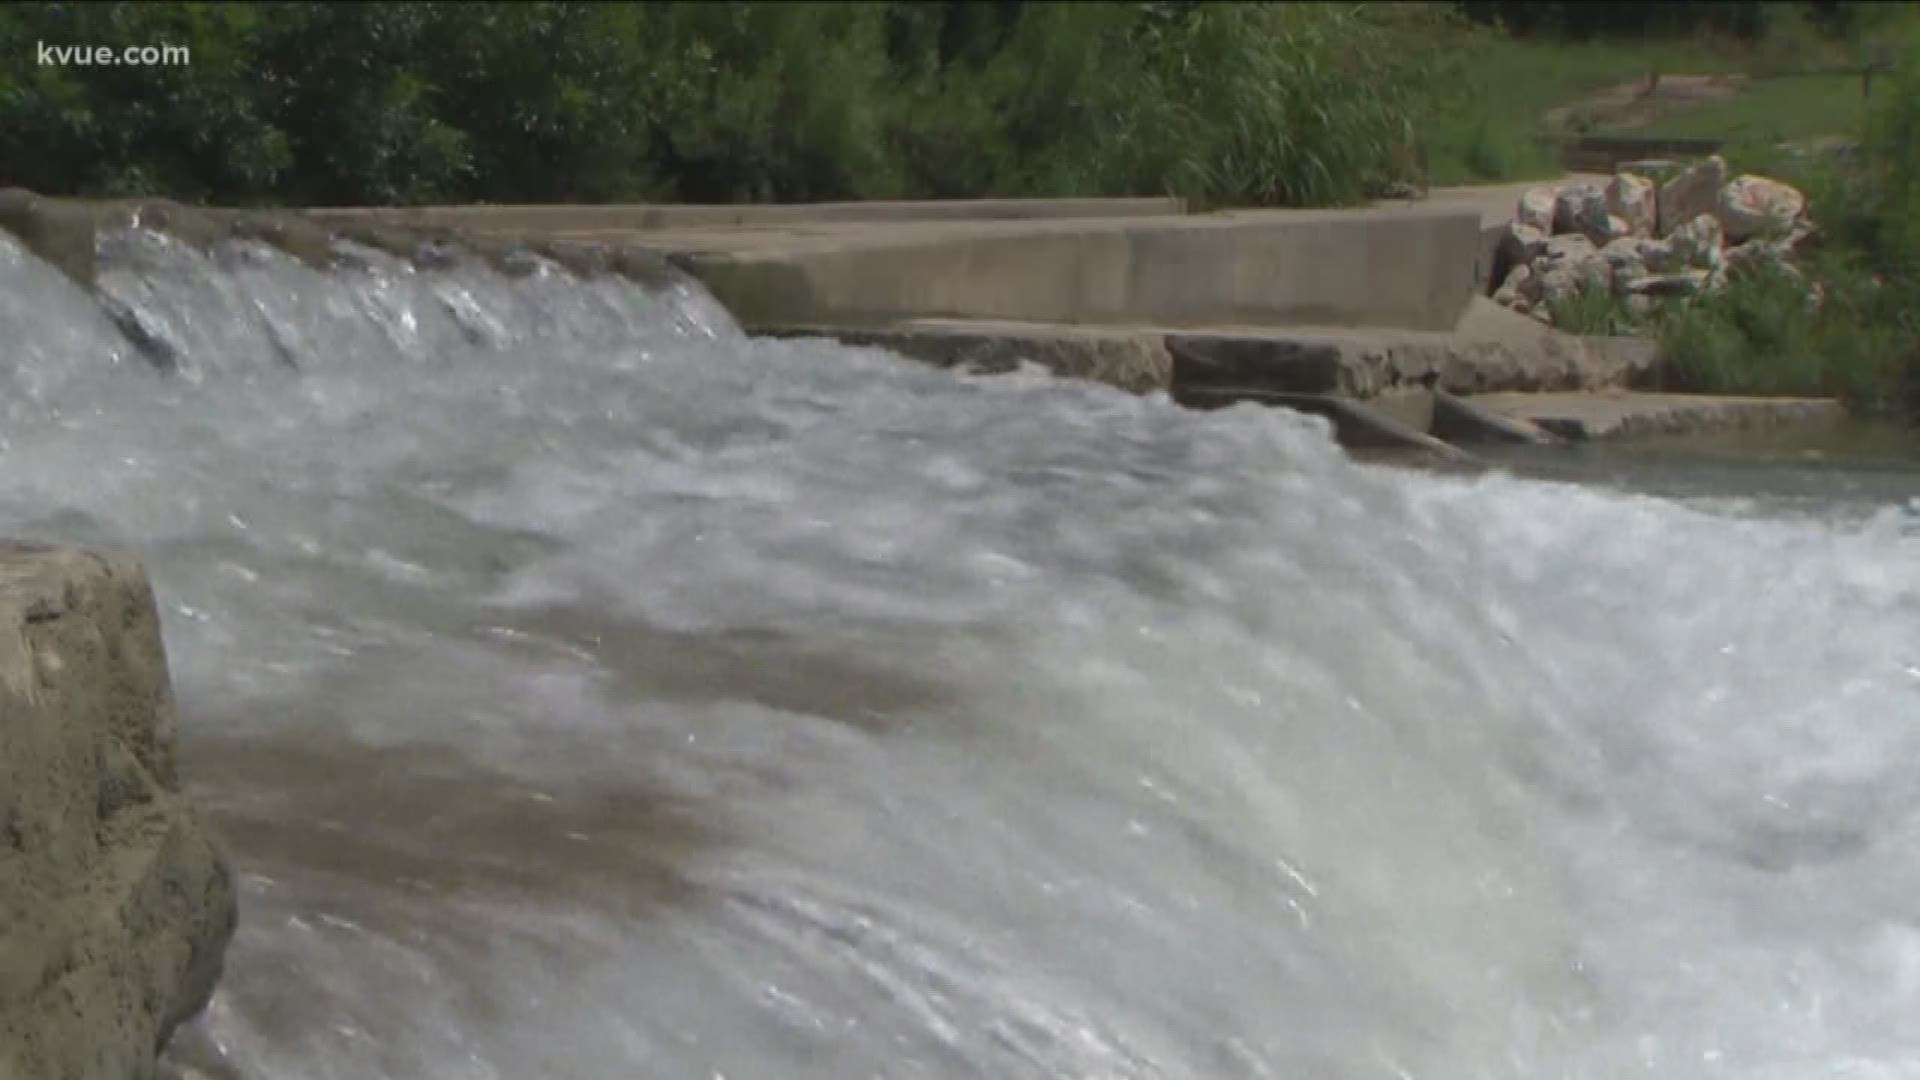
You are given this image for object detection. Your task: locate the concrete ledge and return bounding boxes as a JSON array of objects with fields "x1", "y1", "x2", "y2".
[
  {"x1": 1165, "y1": 299, "x2": 1656, "y2": 399},
  {"x1": 764, "y1": 302, "x2": 1654, "y2": 409},
  {"x1": 675, "y1": 205, "x2": 1483, "y2": 332},
  {"x1": 1468, "y1": 390, "x2": 1847, "y2": 440},
  {"x1": 761, "y1": 320, "x2": 1172, "y2": 394},
  {"x1": 1431, "y1": 390, "x2": 1563, "y2": 445},
  {"x1": 0, "y1": 544, "x2": 236, "y2": 1080}
]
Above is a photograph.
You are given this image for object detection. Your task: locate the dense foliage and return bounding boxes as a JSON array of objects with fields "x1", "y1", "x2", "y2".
[{"x1": 0, "y1": 0, "x2": 1466, "y2": 208}]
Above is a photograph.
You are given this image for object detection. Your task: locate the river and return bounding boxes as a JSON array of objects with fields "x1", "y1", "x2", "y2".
[{"x1": 3, "y1": 226, "x2": 1918, "y2": 1079}]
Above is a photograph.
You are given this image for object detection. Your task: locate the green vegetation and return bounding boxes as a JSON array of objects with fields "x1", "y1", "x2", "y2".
[
  {"x1": 0, "y1": 1, "x2": 1463, "y2": 209},
  {"x1": 1634, "y1": 73, "x2": 1867, "y2": 141},
  {"x1": 1423, "y1": 1, "x2": 1914, "y2": 186},
  {"x1": 0, "y1": 0, "x2": 1897, "y2": 209},
  {"x1": 1434, "y1": 1, "x2": 1917, "y2": 417},
  {"x1": 1422, "y1": 33, "x2": 1745, "y2": 184},
  {"x1": 1643, "y1": 37, "x2": 1920, "y2": 417}
]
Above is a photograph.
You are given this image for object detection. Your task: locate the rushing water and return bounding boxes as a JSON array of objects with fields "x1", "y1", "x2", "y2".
[{"x1": 3, "y1": 226, "x2": 1919, "y2": 1080}]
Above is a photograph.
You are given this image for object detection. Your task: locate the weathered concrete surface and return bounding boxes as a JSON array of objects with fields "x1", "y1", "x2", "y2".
[
  {"x1": 1431, "y1": 390, "x2": 1563, "y2": 446},
  {"x1": 761, "y1": 319, "x2": 1173, "y2": 394},
  {"x1": 765, "y1": 297, "x2": 1655, "y2": 406},
  {"x1": 1166, "y1": 298, "x2": 1657, "y2": 398},
  {"x1": 1468, "y1": 390, "x2": 1846, "y2": 440},
  {"x1": 306, "y1": 197, "x2": 1187, "y2": 232},
  {"x1": 665, "y1": 205, "x2": 1484, "y2": 332},
  {"x1": 0, "y1": 545, "x2": 236, "y2": 1080}
]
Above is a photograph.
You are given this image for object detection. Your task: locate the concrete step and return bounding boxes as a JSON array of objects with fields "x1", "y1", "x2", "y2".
[{"x1": 766, "y1": 299, "x2": 1655, "y2": 401}]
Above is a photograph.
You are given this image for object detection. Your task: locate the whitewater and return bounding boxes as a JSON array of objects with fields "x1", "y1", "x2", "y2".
[{"x1": 2, "y1": 225, "x2": 1917, "y2": 1079}]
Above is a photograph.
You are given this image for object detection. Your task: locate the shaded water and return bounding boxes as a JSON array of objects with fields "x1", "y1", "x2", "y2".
[{"x1": 2, "y1": 227, "x2": 1919, "y2": 1079}]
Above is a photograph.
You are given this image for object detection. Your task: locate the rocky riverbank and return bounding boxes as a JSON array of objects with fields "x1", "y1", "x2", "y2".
[{"x1": 1490, "y1": 155, "x2": 1818, "y2": 322}]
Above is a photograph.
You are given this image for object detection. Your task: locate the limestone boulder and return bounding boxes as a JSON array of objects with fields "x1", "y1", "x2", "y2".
[
  {"x1": 1553, "y1": 184, "x2": 1611, "y2": 240},
  {"x1": 1666, "y1": 213, "x2": 1726, "y2": 270},
  {"x1": 0, "y1": 545, "x2": 236, "y2": 1080},
  {"x1": 1498, "y1": 221, "x2": 1550, "y2": 271},
  {"x1": 1492, "y1": 263, "x2": 1538, "y2": 308},
  {"x1": 1532, "y1": 234, "x2": 1612, "y2": 305},
  {"x1": 1626, "y1": 270, "x2": 1716, "y2": 298},
  {"x1": 1724, "y1": 238, "x2": 1796, "y2": 280},
  {"x1": 1716, "y1": 174, "x2": 1806, "y2": 243},
  {"x1": 1635, "y1": 237, "x2": 1685, "y2": 274},
  {"x1": 1657, "y1": 154, "x2": 1727, "y2": 238},
  {"x1": 1516, "y1": 186, "x2": 1558, "y2": 234},
  {"x1": 1599, "y1": 237, "x2": 1657, "y2": 293},
  {"x1": 1606, "y1": 172, "x2": 1657, "y2": 238}
]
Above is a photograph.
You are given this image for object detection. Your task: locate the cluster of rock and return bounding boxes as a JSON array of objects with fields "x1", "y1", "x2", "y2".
[{"x1": 1490, "y1": 155, "x2": 1817, "y2": 324}]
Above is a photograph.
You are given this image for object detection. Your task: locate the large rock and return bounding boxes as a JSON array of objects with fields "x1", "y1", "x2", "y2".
[
  {"x1": 1725, "y1": 238, "x2": 1797, "y2": 280},
  {"x1": 1657, "y1": 154, "x2": 1728, "y2": 238},
  {"x1": 1492, "y1": 263, "x2": 1538, "y2": 309},
  {"x1": 1516, "y1": 186, "x2": 1558, "y2": 234},
  {"x1": 1553, "y1": 184, "x2": 1611, "y2": 241},
  {"x1": 1599, "y1": 237, "x2": 1653, "y2": 292},
  {"x1": 1666, "y1": 213, "x2": 1725, "y2": 270},
  {"x1": 1627, "y1": 269, "x2": 1717, "y2": 297},
  {"x1": 1606, "y1": 173, "x2": 1657, "y2": 238},
  {"x1": 1716, "y1": 174, "x2": 1807, "y2": 243},
  {"x1": 0, "y1": 545, "x2": 236, "y2": 1080},
  {"x1": 1497, "y1": 221, "x2": 1550, "y2": 270},
  {"x1": 1532, "y1": 234, "x2": 1611, "y2": 306}
]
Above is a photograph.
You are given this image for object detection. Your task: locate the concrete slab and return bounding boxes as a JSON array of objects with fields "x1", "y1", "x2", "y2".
[
  {"x1": 1468, "y1": 390, "x2": 1847, "y2": 440},
  {"x1": 1164, "y1": 298, "x2": 1654, "y2": 397},
  {"x1": 1431, "y1": 390, "x2": 1563, "y2": 445},
  {"x1": 761, "y1": 320, "x2": 1173, "y2": 394},
  {"x1": 657, "y1": 205, "x2": 1484, "y2": 332},
  {"x1": 764, "y1": 300, "x2": 1657, "y2": 408}
]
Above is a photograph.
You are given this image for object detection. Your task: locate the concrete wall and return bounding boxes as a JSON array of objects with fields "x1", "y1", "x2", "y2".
[
  {"x1": 677, "y1": 205, "x2": 1484, "y2": 332},
  {"x1": 0, "y1": 545, "x2": 235, "y2": 1080}
]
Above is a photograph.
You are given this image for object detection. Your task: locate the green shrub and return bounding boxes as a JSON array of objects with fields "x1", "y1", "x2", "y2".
[
  {"x1": 0, "y1": 1, "x2": 1450, "y2": 209},
  {"x1": 1653, "y1": 297, "x2": 1752, "y2": 392}
]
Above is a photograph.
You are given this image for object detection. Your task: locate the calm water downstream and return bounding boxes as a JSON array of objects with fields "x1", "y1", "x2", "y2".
[{"x1": 3, "y1": 228, "x2": 1918, "y2": 1079}]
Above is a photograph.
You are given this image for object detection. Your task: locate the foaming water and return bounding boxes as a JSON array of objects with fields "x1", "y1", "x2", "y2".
[{"x1": 2, "y1": 229, "x2": 1917, "y2": 1079}]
